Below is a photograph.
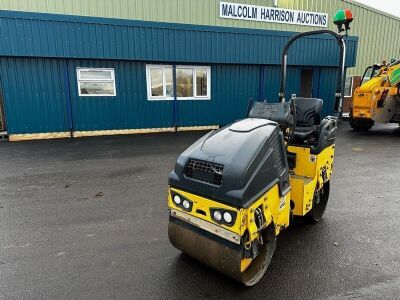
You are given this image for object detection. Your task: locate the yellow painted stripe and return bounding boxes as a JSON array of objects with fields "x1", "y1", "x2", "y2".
[
  {"x1": 8, "y1": 126, "x2": 219, "y2": 141},
  {"x1": 72, "y1": 127, "x2": 175, "y2": 138},
  {"x1": 177, "y1": 125, "x2": 219, "y2": 131},
  {"x1": 9, "y1": 132, "x2": 71, "y2": 141}
]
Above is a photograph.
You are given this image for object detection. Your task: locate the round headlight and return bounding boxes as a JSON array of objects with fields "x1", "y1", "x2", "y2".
[
  {"x1": 173, "y1": 195, "x2": 181, "y2": 205},
  {"x1": 213, "y1": 210, "x2": 222, "y2": 221},
  {"x1": 182, "y1": 199, "x2": 190, "y2": 209},
  {"x1": 223, "y1": 211, "x2": 233, "y2": 223}
]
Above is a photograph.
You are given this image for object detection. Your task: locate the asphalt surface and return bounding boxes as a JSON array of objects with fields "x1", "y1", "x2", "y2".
[{"x1": 0, "y1": 122, "x2": 400, "y2": 299}]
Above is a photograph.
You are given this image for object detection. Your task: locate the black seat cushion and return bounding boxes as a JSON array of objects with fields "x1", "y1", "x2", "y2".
[
  {"x1": 292, "y1": 97, "x2": 323, "y2": 144},
  {"x1": 293, "y1": 126, "x2": 315, "y2": 141}
]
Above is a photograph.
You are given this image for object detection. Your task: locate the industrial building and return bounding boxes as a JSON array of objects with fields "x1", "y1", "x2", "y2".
[{"x1": 0, "y1": 0, "x2": 398, "y2": 141}]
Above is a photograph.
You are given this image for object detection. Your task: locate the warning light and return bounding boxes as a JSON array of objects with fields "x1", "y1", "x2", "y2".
[{"x1": 334, "y1": 9, "x2": 353, "y2": 33}]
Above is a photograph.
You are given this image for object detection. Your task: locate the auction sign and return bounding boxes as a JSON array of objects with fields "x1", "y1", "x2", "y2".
[{"x1": 220, "y1": 2, "x2": 328, "y2": 27}]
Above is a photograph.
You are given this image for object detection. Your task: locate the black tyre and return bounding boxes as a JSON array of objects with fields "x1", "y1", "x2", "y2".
[
  {"x1": 306, "y1": 181, "x2": 330, "y2": 223},
  {"x1": 350, "y1": 117, "x2": 374, "y2": 131}
]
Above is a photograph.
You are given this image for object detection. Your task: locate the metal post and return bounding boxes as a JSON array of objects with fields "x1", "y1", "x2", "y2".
[
  {"x1": 258, "y1": 65, "x2": 265, "y2": 101},
  {"x1": 172, "y1": 64, "x2": 178, "y2": 132},
  {"x1": 338, "y1": 38, "x2": 346, "y2": 117},
  {"x1": 63, "y1": 60, "x2": 74, "y2": 138}
]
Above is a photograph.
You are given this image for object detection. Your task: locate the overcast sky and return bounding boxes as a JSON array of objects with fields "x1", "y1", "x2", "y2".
[{"x1": 353, "y1": 0, "x2": 400, "y2": 17}]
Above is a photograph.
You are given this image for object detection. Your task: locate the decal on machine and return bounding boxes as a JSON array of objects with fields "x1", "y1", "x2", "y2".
[{"x1": 279, "y1": 196, "x2": 286, "y2": 210}]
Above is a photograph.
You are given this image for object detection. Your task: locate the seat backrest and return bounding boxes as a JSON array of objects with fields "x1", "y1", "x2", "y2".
[
  {"x1": 292, "y1": 97, "x2": 323, "y2": 127},
  {"x1": 248, "y1": 101, "x2": 294, "y2": 127}
]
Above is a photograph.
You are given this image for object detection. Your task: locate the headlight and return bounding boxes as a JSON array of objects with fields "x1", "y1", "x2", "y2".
[
  {"x1": 213, "y1": 210, "x2": 222, "y2": 221},
  {"x1": 182, "y1": 200, "x2": 190, "y2": 209},
  {"x1": 171, "y1": 192, "x2": 192, "y2": 212},
  {"x1": 210, "y1": 208, "x2": 237, "y2": 226},
  {"x1": 223, "y1": 211, "x2": 233, "y2": 224},
  {"x1": 173, "y1": 195, "x2": 181, "y2": 205}
]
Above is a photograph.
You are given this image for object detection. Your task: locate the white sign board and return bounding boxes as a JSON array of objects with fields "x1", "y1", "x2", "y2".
[{"x1": 220, "y1": 2, "x2": 328, "y2": 27}]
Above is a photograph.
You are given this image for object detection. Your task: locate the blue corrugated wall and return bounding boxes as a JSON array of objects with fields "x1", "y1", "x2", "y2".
[
  {"x1": 1, "y1": 58, "x2": 341, "y2": 134},
  {"x1": 0, "y1": 57, "x2": 69, "y2": 134},
  {"x1": 260, "y1": 65, "x2": 337, "y2": 117},
  {"x1": 66, "y1": 59, "x2": 175, "y2": 131},
  {"x1": 318, "y1": 67, "x2": 340, "y2": 116},
  {"x1": 0, "y1": 11, "x2": 358, "y2": 135},
  {"x1": 0, "y1": 11, "x2": 358, "y2": 67}
]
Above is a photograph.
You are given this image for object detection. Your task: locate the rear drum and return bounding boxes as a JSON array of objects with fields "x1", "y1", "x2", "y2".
[{"x1": 306, "y1": 181, "x2": 330, "y2": 223}]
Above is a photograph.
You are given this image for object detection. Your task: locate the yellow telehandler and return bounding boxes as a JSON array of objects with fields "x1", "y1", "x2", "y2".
[{"x1": 350, "y1": 60, "x2": 400, "y2": 130}]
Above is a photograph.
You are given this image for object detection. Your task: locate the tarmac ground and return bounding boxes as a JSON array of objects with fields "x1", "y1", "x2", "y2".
[{"x1": 0, "y1": 122, "x2": 399, "y2": 299}]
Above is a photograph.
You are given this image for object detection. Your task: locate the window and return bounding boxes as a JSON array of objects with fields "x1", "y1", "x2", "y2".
[
  {"x1": 344, "y1": 76, "x2": 353, "y2": 97},
  {"x1": 176, "y1": 66, "x2": 211, "y2": 100},
  {"x1": 146, "y1": 65, "x2": 210, "y2": 100},
  {"x1": 77, "y1": 68, "x2": 116, "y2": 96},
  {"x1": 196, "y1": 68, "x2": 208, "y2": 97},
  {"x1": 362, "y1": 77, "x2": 370, "y2": 85},
  {"x1": 146, "y1": 65, "x2": 174, "y2": 100},
  {"x1": 176, "y1": 68, "x2": 194, "y2": 98}
]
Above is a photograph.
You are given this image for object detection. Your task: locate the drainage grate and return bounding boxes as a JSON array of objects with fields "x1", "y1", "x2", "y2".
[{"x1": 184, "y1": 159, "x2": 224, "y2": 186}]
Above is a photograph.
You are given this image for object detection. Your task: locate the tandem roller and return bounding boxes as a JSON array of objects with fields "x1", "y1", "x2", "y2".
[{"x1": 167, "y1": 10, "x2": 352, "y2": 286}]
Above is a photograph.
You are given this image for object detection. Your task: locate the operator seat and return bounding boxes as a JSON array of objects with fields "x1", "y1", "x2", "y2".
[
  {"x1": 247, "y1": 98, "x2": 336, "y2": 155},
  {"x1": 292, "y1": 97, "x2": 323, "y2": 144}
]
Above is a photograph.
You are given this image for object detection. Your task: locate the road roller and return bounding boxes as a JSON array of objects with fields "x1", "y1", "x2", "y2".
[{"x1": 167, "y1": 12, "x2": 352, "y2": 286}]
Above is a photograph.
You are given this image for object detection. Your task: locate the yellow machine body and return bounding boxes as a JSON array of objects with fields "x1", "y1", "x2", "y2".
[
  {"x1": 167, "y1": 144, "x2": 334, "y2": 285},
  {"x1": 351, "y1": 62, "x2": 400, "y2": 129},
  {"x1": 169, "y1": 183, "x2": 289, "y2": 241},
  {"x1": 289, "y1": 145, "x2": 334, "y2": 216}
]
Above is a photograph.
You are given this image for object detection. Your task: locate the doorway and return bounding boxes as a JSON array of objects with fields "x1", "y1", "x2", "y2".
[{"x1": 300, "y1": 69, "x2": 313, "y2": 98}]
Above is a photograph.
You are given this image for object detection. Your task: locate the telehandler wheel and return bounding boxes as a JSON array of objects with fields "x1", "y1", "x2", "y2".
[
  {"x1": 350, "y1": 117, "x2": 374, "y2": 131},
  {"x1": 306, "y1": 181, "x2": 330, "y2": 223}
]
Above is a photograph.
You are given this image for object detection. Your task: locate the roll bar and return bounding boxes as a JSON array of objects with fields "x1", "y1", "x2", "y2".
[{"x1": 278, "y1": 30, "x2": 346, "y2": 115}]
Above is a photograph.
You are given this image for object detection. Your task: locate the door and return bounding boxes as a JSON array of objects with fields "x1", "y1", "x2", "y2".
[{"x1": 300, "y1": 69, "x2": 313, "y2": 98}]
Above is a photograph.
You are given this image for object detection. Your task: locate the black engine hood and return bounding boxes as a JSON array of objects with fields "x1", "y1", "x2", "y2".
[{"x1": 168, "y1": 118, "x2": 289, "y2": 207}]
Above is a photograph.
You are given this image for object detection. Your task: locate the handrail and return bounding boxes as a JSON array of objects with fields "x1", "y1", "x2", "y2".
[{"x1": 278, "y1": 30, "x2": 346, "y2": 115}]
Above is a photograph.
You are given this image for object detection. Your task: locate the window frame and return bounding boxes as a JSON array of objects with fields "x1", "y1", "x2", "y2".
[
  {"x1": 194, "y1": 67, "x2": 211, "y2": 99},
  {"x1": 76, "y1": 68, "x2": 116, "y2": 97},
  {"x1": 344, "y1": 76, "x2": 353, "y2": 97},
  {"x1": 361, "y1": 76, "x2": 370, "y2": 85},
  {"x1": 146, "y1": 64, "x2": 211, "y2": 101},
  {"x1": 176, "y1": 65, "x2": 211, "y2": 100},
  {"x1": 146, "y1": 65, "x2": 174, "y2": 101}
]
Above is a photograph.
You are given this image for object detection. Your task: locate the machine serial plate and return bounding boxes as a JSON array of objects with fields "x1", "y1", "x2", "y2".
[{"x1": 170, "y1": 208, "x2": 241, "y2": 245}]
